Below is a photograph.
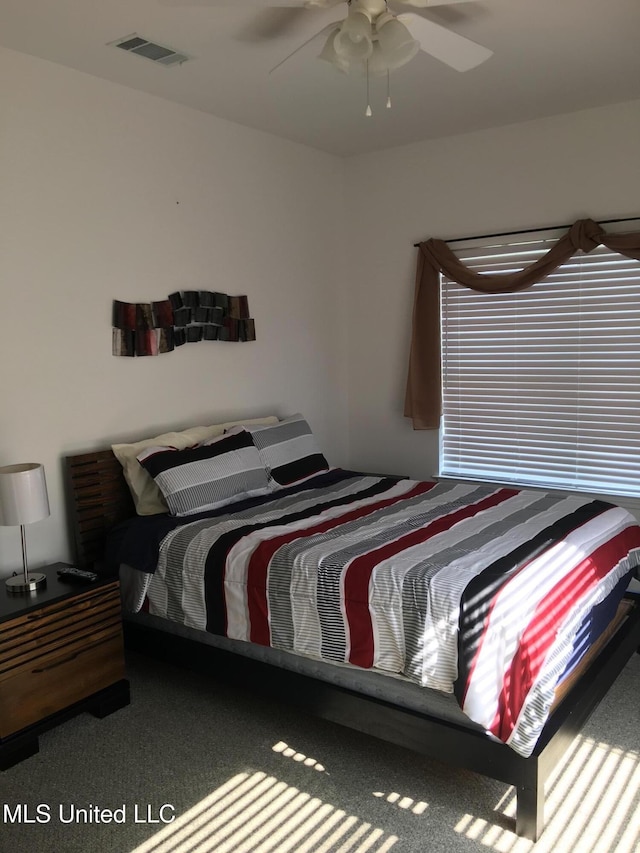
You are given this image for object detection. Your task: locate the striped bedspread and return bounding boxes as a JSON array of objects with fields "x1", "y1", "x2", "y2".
[{"x1": 145, "y1": 474, "x2": 640, "y2": 756}]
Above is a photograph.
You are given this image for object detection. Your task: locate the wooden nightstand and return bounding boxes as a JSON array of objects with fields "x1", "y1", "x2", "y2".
[{"x1": 0, "y1": 563, "x2": 130, "y2": 770}]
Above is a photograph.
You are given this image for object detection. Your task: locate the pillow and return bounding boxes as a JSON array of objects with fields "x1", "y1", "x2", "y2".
[
  {"x1": 112, "y1": 415, "x2": 278, "y2": 515},
  {"x1": 237, "y1": 414, "x2": 329, "y2": 488},
  {"x1": 137, "y1": 430, "x2": 271, "y2": 517}
]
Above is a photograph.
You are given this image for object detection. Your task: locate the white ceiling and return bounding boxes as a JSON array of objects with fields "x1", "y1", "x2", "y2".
[{"x1": 1, "y1": 0, "x2": 639, "y2": 157}]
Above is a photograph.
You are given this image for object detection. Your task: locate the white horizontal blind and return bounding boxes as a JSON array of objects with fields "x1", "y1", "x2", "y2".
[{"x1": 440, "y1": 220, "x2": 640, "y2": 498}]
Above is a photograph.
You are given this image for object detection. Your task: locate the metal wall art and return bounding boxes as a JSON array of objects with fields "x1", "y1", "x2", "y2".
[{"x1": 112, "y1": 291, "x2": 255, "y2": 357}]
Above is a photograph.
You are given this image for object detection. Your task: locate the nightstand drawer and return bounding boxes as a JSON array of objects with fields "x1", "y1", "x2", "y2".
[
  {"x1": 0, "y1": 566, "x2": 130, "y2": 770},
  {"x1": 0, "y1": 584, "x2": 121, "y2": 677},
  {"x1": 0, "y1": 634, "x2": 125, "y2": 738}
]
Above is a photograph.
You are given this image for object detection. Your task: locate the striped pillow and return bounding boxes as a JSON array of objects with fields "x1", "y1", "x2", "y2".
[
  {"x1": 239, "y1": 414, "x2": 329, "y2": 488},
  {"x1": 137, "y1": 430, "x2": 271, "y2": 517}
]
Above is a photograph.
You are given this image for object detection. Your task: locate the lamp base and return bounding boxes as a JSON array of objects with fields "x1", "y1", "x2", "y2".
[{"x1": 6, "y1": 572, "x2": 47, "y2": 595}]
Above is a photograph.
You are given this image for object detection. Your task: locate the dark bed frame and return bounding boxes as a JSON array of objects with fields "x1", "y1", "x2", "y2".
[{"x1": 65, "y1": 449, "x2": 640, "y2": 841}]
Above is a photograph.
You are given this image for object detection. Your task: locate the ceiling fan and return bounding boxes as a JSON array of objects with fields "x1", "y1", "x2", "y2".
[
  {"x1": 267, "y1": 1, "x2": 492, "y2": 72},
  {"x1": 164, "y1": 0, "x2": 493, "y2": 113}
]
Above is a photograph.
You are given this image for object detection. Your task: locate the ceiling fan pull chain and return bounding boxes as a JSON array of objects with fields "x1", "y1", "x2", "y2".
[
  {"x1": 387, "y1": 70, "x2": 392, "y2": 109},
  {"x1": 366, "y1": 59, "x2": 373, "y2": 116}
]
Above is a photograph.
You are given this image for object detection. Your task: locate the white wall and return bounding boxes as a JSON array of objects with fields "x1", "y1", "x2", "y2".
[
  {"x1": 3, "y1": 44, "x2": 639, "y2": 576},
  {"x1": 0, "y1": 47, "x2": 348, "y2": 574},
  {"x1": 343, "y1": 99, "x2": 640, "y2": 480}
]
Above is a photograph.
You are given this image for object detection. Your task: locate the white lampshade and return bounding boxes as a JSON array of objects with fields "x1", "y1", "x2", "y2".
[
  {"x1": 0, "y1": 463, "x2": 50, "y2": 527},
  {"x1": 334, "y1": 11, "x2": 374, "y2": 62},
  {"x1": 376, "y1": 12, "x2": 420, "y2": 70}
]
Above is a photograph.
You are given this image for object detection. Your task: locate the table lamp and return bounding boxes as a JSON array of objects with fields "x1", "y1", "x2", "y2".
[{"x1": 0, "y1": 463, "x2": 50, "y2": 594}]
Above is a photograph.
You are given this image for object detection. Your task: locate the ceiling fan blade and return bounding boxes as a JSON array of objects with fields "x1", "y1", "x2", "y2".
[
  {"x1": 394, "y1": 0, "x2": 471, "y2": 6},
  {"x1": 159, "y1": 1, "x2": 342, "y2": 7},
  {"x1": 269, "y1": 21, "x2": 340, "y2": 73},
  {"x1": 238, "y1": 8, "x2": 311, "y2": 41},
  {"x1": 401, "y1": 12, "x2": 492, "y2": 71}
]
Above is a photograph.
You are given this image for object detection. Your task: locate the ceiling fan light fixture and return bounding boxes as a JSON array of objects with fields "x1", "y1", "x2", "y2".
[
  {"x1": 376, "y1": 11, "x2": 420, "y2": 70},
  {"x1": 334, "y1": 10, "x2": 373, "y2": 62},
  {"x1": 318, "y1": 28, "x2": 349, "y2": 72}
]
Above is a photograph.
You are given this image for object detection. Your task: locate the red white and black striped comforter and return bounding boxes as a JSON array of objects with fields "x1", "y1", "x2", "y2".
[{"x1": 143, "y1": 473, "x2": 640, "y2": 756}]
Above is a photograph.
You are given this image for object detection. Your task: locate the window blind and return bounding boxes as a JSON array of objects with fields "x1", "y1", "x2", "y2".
[{"x1": 440, "y1": 219, "x2": 640, "y2": 499}]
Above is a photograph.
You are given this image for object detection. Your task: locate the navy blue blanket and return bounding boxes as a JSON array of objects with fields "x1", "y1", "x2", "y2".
[{"x1": 104, "y1": 469, "x2": 367, "y2": 576}]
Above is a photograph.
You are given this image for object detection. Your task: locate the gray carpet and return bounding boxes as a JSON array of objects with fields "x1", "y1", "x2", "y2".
[{"x1": 1, "y1": 650, "x2": 638, "y2": 853}]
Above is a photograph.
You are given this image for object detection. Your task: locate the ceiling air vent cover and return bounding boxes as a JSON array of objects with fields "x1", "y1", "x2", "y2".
[{"x1": 109, "y1": 34, "x2": 190, "y2": 67}]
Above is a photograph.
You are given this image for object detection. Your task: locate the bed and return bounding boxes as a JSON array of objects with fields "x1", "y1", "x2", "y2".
[{"x1": 64, "y1": 416, "x2": 640, "y2": 841}]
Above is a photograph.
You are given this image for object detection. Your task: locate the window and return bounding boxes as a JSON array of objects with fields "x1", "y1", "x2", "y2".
[{"x1": 439, "y1": 219, "x2": 640, "y2": 500}]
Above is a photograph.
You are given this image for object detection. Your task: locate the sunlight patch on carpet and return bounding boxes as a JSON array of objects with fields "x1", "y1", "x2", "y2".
[
  {"x1": 129, "y1": 771, "x2": 398, "y2": 853},
  {"x1": 272, "y1": 740, "x2": 326, "y2": 772},
  {"x1": 372, "y1": 791, "x2": 428, "y2": 815},
  {"x1": 454, "y1": 735, "x2": 640, "y2": 852}
]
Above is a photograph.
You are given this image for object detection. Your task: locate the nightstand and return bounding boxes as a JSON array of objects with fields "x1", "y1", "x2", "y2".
[{"x1": 0, "y1": 563, "x2": 130, "y2": 770}]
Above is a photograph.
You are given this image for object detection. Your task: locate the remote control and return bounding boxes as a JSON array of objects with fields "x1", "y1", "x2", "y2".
[{"x1": 57, "y1": 567, "x2": 99, "y2": 584}]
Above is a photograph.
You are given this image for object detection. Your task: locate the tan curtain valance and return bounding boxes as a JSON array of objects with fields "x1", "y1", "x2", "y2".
[{"x1": 404, "y1": 218, "x2": 640, "y2": 430}]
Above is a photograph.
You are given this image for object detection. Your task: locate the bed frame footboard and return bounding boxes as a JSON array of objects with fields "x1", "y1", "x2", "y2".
[{"x1": 123, "y1": 595, "x2": 640, "y2": 841}]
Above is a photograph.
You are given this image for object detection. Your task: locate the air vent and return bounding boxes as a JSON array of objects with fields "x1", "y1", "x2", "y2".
[{"x1": 109, "y1": 34, "x2": 190, "y2": 67}]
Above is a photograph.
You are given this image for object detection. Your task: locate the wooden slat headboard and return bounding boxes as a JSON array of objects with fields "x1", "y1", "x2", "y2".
[{"x1": 65, "y1": 449, "x2": 134, "y2": 570}]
